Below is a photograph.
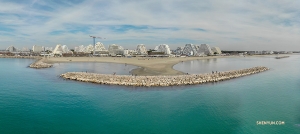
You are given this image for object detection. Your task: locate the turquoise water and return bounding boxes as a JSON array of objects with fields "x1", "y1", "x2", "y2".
[{"x1": 1, "y1": 56, "x2": 300, "y2": 134}]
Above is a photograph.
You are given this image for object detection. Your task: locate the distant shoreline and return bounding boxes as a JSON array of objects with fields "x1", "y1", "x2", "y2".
[{"x1": 0, "y1": 54, "x2": 290, "y2": 75}]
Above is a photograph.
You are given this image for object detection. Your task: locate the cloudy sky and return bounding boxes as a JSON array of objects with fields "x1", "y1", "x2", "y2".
[{"x1": 0, "y1": 0, "x2": 299, "y2": 51}]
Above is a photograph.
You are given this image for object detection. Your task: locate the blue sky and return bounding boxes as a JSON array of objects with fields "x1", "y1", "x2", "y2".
[{"x1": 0, "y1": 0, "x2": 300, "y2": 50}]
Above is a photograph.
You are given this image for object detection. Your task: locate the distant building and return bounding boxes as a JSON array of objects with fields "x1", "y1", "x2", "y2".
[
  {"x1": 94, "y1": 42, "x2": 106, "y2": 51},
  {"x1": 85, "y1": 45, "x2": 94, "y2": 53},
  {"x1": 108, "y1": 44, "x2": 124, "y2": 56},
  {"x1": 211, "y1": 47, "x2": 222, "y2": 54},
  {"x1": 136, "y1": 44, "x2": 147, "y2": 55},
  {"x1": 262, "y1": 50, "x2": 273, "y2": 55},
  {"x1": 75, "y1": 45, "x2": 85, "y2": 52},
  {"x1": 174, "y1": 47, "x2": 184, "y2": 55},
  {"x1": 45, "y1": 47, "x2": 53, "y2": 52},
  {"x1": 154, "y1": 44, "x2": 171, "y2": 55},
  {"x1": 32, "y1": 45, "x2": 43, "y2": 52},
  {"x1": 6, "y1": 46, "x2": 17, "y2": 52},
  {"x1": 62, "y1": 45, "x2": 69, "y2": 53},
  {"x1": 52, "y1": 44, "x2": 63, "y2": 55},
  {"x1": 198, "y1": 44, "x2": 213, "y2": 55},
  {"x1": 182, "y1": 44, "x2": 198, "y2": 56}
]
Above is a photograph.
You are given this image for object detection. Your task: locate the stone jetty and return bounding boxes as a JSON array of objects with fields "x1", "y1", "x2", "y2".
[
  {"x1": 29, "y1": 58, "x2": 52, "y2": 69},
  {"x1": 275, "y1": 56, "x2": 289, "y2": 59},
  {"x1": 60, "y1": 66, "x2": 269, "y2": 87}
]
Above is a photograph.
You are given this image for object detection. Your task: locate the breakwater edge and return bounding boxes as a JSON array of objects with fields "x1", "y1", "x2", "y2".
[
  {"x1": 60, "y1": 66, "x2": 269, "y2": 87},
  {"x1": 29, "y1": 58, "x2": 53, "y2": 69}
]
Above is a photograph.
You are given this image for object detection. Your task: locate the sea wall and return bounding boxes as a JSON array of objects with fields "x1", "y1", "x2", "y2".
[{"x1": 60, "y1": 66, "x2": 269, "y2": 87}]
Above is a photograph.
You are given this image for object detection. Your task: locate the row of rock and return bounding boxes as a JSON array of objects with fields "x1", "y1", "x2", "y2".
[
  {"x1": 29, "y1": 59, "x2": 53, "y2": 69},
  {"x1": 60, "y1": 66, "x2": 269, "y2": 87}
]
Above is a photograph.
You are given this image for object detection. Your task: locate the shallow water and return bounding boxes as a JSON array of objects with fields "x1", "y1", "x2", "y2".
[{"x1": 0, "y1": 56, "x2": 300, "y2": 133}]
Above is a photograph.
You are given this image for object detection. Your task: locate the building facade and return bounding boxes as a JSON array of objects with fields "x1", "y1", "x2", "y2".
[
  {"x1": 154, "y1": 44, "x2": 171, "y2": 55},
  {"x1": 182, "y1": 44, "x2": 199, "y2": 56},
  {"x1": 198, "y1": 44, "x2": 213, "y2": 55},
  {"x1": 136, "y1": 44, "x2": 147, "y2": 55},
  {"x1": 211, "y1": 47, "x2": 222, "y2": 54},
  {"x1": 32, "y1": 45, "x2": 43, "y2": 52}
]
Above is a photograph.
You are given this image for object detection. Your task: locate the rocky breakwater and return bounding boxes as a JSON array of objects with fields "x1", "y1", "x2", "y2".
[
  {"x1": 60, "y1": 66, "x2": 269, "y2": 87},
  {"x1": 29, "y1": 58, "x2": 52, "y2": 69}
]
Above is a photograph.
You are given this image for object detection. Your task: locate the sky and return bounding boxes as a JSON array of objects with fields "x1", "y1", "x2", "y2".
[{"x1": 0, "y1": 0, "x2": 300, "y2": 51}]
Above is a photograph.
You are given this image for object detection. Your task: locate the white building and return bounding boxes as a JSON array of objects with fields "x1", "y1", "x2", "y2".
[
  {"x1": 52, "y1": 44, "x2": 63, "y2": 55},
  {"x1": 154, "y1": 44, "x2": 171, "y2": 55},
  {"x1": 198, "y1": 44, "x2": 213, "y2": 55},
  {"x1": 182, "y1": 44, "x2": 199, "y2": 56},
  {"x1": 211, "y1": 47, "x2": 222, "y2": 54},
  {"x1": 174, "y1": 47, "x2": 184, "y2": 55},
  {"x1": 136, "y1": 44, "x2": 148, "y2": 55},
  {"x1": 32, "y1": 45, "x2": 43, "y2": 52},
  {"x1": 6, "y1": 46, "x2": 17, "y2": 52},
  {"x1": 45, "y1": 47, "x2": 53, "y2": 52},
  {"x1": 61, "y1": 45, "x2": 69, "y2": 53},
  {"x1": 85, "y1": 45, "x2": 94, "y2": 53},
  {"x1": 94, "y1": 42, "x2": 106, "y2": 51},
  {"x1": 108, "y1": 44, "x2": 124, "y2": 56}
]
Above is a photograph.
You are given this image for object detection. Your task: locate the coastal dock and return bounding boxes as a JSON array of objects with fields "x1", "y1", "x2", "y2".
[{"x1": 60, "y1": 66, "x2": 269, "y2": 87}]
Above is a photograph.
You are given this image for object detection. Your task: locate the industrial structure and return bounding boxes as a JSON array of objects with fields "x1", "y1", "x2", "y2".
[{"x1": 90, "y1": 35, "x2": 105, "y2": 55}]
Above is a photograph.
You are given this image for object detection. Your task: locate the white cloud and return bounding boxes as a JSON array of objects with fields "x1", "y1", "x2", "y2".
[{"x1": 0, "y1": 0, "x2": 299, "y2": 51}]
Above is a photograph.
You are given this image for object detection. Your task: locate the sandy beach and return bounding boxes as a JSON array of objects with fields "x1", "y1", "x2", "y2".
[{"x1": 44, "y1": 56, "x2": 240, "y2": 75}]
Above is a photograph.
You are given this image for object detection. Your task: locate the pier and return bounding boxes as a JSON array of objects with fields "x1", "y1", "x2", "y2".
[{"x1": 60, "y1": 66, "x2": 269, "y2": 87}]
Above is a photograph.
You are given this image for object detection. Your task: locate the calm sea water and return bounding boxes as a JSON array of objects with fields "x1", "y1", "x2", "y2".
[{"x1": 1, "y1": 56, "x2": 300, "y2": 134}]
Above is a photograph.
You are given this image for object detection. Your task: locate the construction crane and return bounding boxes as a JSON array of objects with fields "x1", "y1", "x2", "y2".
[{"x1": 89, "y1": 35, "x2": 106, "y2": 55}]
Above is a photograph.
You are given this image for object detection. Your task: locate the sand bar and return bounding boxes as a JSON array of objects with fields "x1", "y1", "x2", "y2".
[{"x1": 45, "y1": 56, "x2": 237, "y2": 76}]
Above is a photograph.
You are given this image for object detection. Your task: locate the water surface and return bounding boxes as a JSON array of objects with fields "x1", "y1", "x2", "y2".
[{"x1": 0, "y1": 56, "x2": 300, "y2": 134}]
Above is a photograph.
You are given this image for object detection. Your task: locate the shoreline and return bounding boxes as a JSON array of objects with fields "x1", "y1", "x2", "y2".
[{"x1": 0, "y1": 54, "x2": 289, "y2": 75}]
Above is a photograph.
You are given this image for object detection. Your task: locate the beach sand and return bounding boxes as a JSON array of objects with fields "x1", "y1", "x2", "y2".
[{"x1": 44, "y1": 56, "x2": 240, "y2": 76}]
